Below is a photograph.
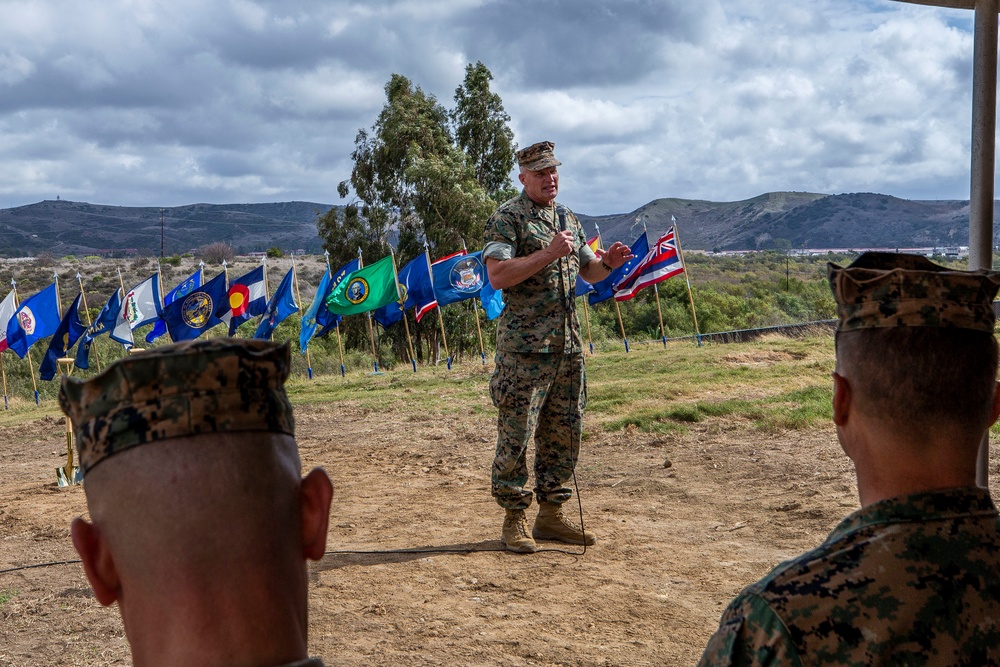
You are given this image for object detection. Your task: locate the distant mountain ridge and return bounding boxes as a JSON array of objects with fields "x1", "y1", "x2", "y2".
[
  {"x1": 576, "y1": 192, "x2": 979, "y2": 252},
  {"x1": 0, "y1": 193, "x2": 989, "y2": 257},
  {"x1": 0, "y1": 199, "x2": 333, "y2": 257}
]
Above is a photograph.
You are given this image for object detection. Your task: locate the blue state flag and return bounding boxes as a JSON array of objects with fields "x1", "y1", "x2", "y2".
[
  {"x1": 76, "y1": 290, "x2": 123, "y2": 369},
  {"x1": 147, "y1": 268, "x2": 202, "y2": 343},
  {"x1": 39, "y1": 292, "x2": 87, "y2": 380},
  {"x1": 432, "y1": 250, "x2": 485, "y2": 308},
  {"x1": 589, "y1": 232, "x2": 649, "y2": 305},
  {"x1": 480, "y1": 270, "x2": 505, "y2": 321},
  {"x1": 254, "y1": 268, "x2": 298, "y2": 340},
  {"x1": 300, "y1": 267, "x2": 333, "y2": 352},
  {"x1": 163, "y1": 272, "x2": 228, "y2": 343},
  {"x1": 373, "y1": 254, "x2": 435, "y2": 328},
  {"x1": 316, "y1": 259, "x2": 359, "y2": 337},
  {"x1": 6, "y1": 283, "x2": 61, "y2": 359}
]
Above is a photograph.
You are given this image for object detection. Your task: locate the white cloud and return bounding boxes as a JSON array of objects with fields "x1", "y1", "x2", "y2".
[{"x1": 0, "y1": 0, "x2": 988, "y2": 216}]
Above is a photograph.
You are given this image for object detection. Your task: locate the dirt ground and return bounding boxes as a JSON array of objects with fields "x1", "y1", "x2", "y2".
[{"x1": 2, "y1": 381, "x2": 999, "y2": 666}]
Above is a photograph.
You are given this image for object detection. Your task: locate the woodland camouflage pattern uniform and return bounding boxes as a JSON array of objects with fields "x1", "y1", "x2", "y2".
[
  {"x1": 60, "y1": 337, "x2": 295, "y2": 475},
  {"x1": 483, "y1": 142, "x2": 598, "y2": 510},
  {"x1": 698, "y1": 252, "x2": 1000, "y2": 666}
]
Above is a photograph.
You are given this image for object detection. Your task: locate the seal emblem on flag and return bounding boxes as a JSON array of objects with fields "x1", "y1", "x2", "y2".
[
  {"x1": 16, "y1": 308, "x2": 35, "y2": 334},
  {"x1": 451, "y1": 256, "x2": 483, "y2": 293},
  {"x1": 347, "y1": 277, "x2": 369, "y2": 305},
  {"x1": 181, "y1": 292, "x2": 214, "y2": 329}
]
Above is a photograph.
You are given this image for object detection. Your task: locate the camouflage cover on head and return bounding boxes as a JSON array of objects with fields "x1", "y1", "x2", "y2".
[
  {"x1": 59, "y1": 338, "x2": 295, "y2": 475},
  {"x1": 516, "y1": 141, "x2": 561, "y2": 171},
  {"x1": 827, "y1": 251, "x2": 1000, "y2": 332}
]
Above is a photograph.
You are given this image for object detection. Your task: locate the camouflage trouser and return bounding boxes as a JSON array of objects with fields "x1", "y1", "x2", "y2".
[{"x1": 489, "y1": 351, "x2": 586, "y2": 510}]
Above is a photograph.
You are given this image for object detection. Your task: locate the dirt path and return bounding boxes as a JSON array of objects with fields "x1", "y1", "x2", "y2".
[{"x1": 2, "y1": 400, "x2": 997, "y2": 666}]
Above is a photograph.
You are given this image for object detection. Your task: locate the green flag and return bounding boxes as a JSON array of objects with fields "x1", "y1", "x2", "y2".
[{"x1": 325, "y1": 255, "x2": 399, "y2": 316}]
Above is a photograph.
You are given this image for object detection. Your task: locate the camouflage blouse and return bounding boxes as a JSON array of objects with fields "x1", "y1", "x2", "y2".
[
  {"x1": 483, "y1": 191, "x2": 593, "y2": 354},
  {"x1": 698, "y1": 487, "x2": 1000, "y2": 666}
]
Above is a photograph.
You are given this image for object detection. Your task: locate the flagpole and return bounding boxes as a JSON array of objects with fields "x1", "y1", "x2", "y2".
[
  {"x1": 640, "y1": 220, "x2": 668, "y2": 348},
  {"x1": 259, "y1": 258, "x2": 269, "y2": 338},
  {"x1": 75, "y1": 272, "x2": 101, "y2": 372},
  {"x1": 426, "y1": 242, "x2": 452, "y2": 370},
  {"x1": 116, "y1": 267, "x2": 135, "y2": 357},
  {"x1": 324, "y1": 252, "x2": 347, "y2": 378},
  {"x1": 359, "y1": 248, "x2": 380, "y2": 373},
  {"x1": 220, "y1": 259, "x2": 233, "y2": 337},
  {"x1": 598, "y1": 226, "x2": 630, "y2": 353},
  {"x1": 290, "y1": 256, "x2": 314, "y2": 378},
  {"x1": 672, "y1": 218, "x2": 701, "y2": 346},
  {"x1": 27, "y1": 273, "x2": 59, "y2": 405},
  {"x1": 392, "y1": 248, "x2": 418, "y2": 373}
]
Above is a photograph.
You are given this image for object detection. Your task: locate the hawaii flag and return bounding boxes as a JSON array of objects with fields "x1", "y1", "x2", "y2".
[
  {"x1": 217, "y1": 265, "x2": 267, "y2": 334},
  {"x1": 613, "y1": 227, "x2": 684, "y2": 302}
]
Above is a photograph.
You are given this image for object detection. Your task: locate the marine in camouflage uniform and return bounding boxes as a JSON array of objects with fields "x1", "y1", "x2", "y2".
[
  {"x1": 60, "y1": 338, "x2": 332, "y2": 667},
  {"x1": 483, "y1": 141, "x2": 632, "y2": 553},
  {"x1": 698, "y1": 252, "x2": 1000, "y2": 666}
]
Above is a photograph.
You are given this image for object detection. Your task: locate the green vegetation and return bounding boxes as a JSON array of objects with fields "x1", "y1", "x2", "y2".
[
  {"x1": 0, "y1": 589, "x2": 17, "y2": 605},
  {"x1": 266, "y1": 247, "x2": 283, "y2": 259}
]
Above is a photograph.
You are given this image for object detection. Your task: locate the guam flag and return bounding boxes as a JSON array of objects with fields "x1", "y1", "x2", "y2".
[
  {"x1": 432, "y1": 250, "x2": 485, "y2": 308},
  {"x1": 163, "y1": 272, "x2": 228, "y2": 343},
  {"x1": 218, "y1": 265, "x2": 267, "y2": 334}
]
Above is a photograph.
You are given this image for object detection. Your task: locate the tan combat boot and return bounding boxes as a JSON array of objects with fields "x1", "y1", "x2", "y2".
[
  {"x1": 501, "y1": 508, "x2": 537, "y2": 553},
  {"x1": 532, "y1": 502, "x2": 597, "y2": 545}
]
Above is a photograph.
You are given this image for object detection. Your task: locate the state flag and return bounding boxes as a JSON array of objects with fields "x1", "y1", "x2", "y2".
[
  {"x1": 0, "y1": 289, "x2": 18, "y2": 353},
  {"x1": 39, "y1": 292, "x2": 87, "y2": 380},
  {"x1": 6, "y1": 283, "x2": 61, "y2": 359},
  {"x1": 147, "y1": 268, "x2": 202, "y2": 343},
  {"x1": 613, "y1": 227, "x2": 685, "y2": 301},
  {"x1": 325, "y1": 256, "x2": 398, "y2": 317},
  {"x1": 589, "y1": 232, "x2": 648, "y2": 305},
  {"x1": 163, "y1": 272, "x2": 228, "y2": 343},
  {"x1": 218, "y1": 265, "x2": 267, "y2": 334},
  {"x1": 254, "y1": 268, "x2": 298, "y2": 339}
]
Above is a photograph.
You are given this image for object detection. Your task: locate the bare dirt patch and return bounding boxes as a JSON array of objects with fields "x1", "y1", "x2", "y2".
[{"x1": 2, "y1": 400, "x2": 998, "y2": 666}]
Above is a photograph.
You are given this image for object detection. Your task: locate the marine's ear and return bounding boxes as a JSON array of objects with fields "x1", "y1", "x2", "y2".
[
  {"x1": 832, "y1": 372, "x2": 851, "y2": 427},
  {"x1": 299, "y1": 467, "x2": 333, "y2": 561},
  {"x1": 71, "y1": 517, "x2": 121, "y2": 606}
]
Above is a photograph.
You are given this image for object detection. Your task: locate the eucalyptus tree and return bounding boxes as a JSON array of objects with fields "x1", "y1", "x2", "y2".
[{"x1": 451, "y1": 61, "x2": 517, "y2": 202}]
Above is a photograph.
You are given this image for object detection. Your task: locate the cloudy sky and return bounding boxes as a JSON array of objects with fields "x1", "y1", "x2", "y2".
[{"x1": 0, "y1": 0, "x2": 983, "y2": 215}]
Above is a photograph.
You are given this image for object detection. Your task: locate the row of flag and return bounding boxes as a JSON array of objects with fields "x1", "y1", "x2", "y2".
[{"x1": 0, "y1": 221, "x2": 693, "y2": 391}]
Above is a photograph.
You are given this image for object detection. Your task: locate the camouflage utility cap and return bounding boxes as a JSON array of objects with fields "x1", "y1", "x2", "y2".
[
  {"x1": 59, "y1": 338, "x2": 294, "y2": 475},
  {"x1": 516, "y1": 141, "x2": 561, "y2": 171},
  {"x1": 828, "y1": 251, "x2": 1000, "y2": 332}
]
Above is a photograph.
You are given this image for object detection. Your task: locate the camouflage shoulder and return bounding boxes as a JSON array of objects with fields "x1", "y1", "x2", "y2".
[{"x1": 698, "y1": 591, "x2": 803, "y2": 667}]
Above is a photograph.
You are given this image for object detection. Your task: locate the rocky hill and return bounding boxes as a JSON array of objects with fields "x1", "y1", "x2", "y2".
[{"x1": 0, "y1": 193, "x2": 991, "y2": 257}]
